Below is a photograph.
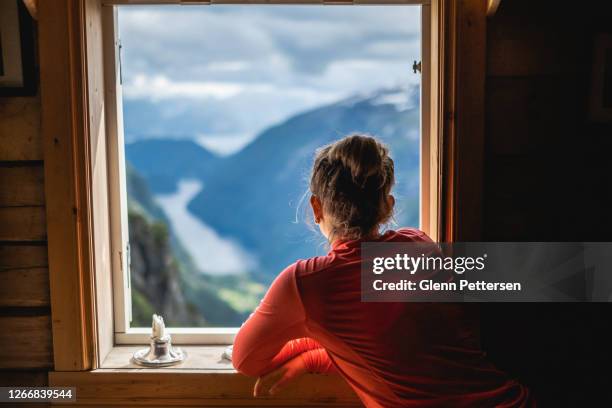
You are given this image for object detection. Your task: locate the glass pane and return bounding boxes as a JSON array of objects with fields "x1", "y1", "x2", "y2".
[{"x1": 118, "y1": 5, "x2": 422, "y2": 327}]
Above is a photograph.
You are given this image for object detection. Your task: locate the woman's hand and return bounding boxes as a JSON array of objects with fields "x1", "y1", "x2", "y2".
[{"x1": 253, "y1": 354, "x2": 308, "y2": 397}]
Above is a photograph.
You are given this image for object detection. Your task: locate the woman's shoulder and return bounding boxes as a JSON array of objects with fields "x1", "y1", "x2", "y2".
[
  {"x1": 292, "y1": 254, "x2": 338, "y2": 278},
  {"x1": 387, "y1": 227, "x2": 434, "y2": 243}
]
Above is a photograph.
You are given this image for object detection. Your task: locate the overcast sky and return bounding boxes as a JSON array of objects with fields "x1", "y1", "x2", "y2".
[{"x1": 118, "y1": 5, "x2": 421, "y2": 154}]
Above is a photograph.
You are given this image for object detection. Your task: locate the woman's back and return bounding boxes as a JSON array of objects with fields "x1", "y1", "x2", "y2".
[
  {"x1": 232, "y1": 135, "x2": 531, "y2": 407},
  {"x1": 295, "y1": 228, "x2": 530, "y2": 407}
]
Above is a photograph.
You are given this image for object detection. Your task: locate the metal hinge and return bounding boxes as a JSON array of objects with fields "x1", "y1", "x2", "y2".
[
  {"x1": 413, "y1": 60, "x2": 422, "y2": 74},
  {"x1": 118, "y1": 38, "x2": 123, "y2": 85},
  {"x1": 126, "y1": 241, "x2": 132, "y2": 323},
  {"x1": 126, "y1": 242, "x2": 131, "y2": 289}
]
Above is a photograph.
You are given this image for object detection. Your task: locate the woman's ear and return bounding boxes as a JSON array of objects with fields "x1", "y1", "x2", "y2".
[
  {"x1": 387, "y1": 195, "x2": 395, "y2": 210},
  {"x1": 310, "y1": 195, "x2": 323, "y2": 224}
]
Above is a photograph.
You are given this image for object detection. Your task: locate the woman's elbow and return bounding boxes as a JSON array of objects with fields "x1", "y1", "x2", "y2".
[
  {"x1": 232, "y1": 358, "x2": 265, "y2": 377},
  {"x1": 232, "y1": 346, "x2": 264, "y2": 376},
  {"x1": 232, "y1": 333, "x2": 265, "y2": 375}
]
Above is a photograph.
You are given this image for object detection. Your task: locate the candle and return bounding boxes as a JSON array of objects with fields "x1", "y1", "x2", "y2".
[{"x1": 152, "y1": 314, "x2": 165, "y2": 340}]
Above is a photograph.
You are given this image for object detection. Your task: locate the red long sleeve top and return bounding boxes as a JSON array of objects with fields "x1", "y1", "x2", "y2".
[{"x1": 233, "y1": 228, "x2": 532, "y2": 407}]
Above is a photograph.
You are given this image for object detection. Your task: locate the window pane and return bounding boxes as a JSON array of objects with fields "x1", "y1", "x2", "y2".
[{"x1": 118, "y1": 5, "x2": 421, "y2": 327}]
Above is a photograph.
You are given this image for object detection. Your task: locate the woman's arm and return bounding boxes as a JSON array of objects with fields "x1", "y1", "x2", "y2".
[
  {"x1": 270, "y1": 337, "x2": 323, "y2": 368},
  {"x1": 254, "y1": 348, "x2": 336, "y2": 397},
  {"x1": 299, "y1": 347, "x2": 336, "y2": 373},
  {"x1": 270, "y1": 338, "x2": 335, "y2": 373},
  {"x1": 232, "y1": 265, "x2": 308, "y2": 377}
]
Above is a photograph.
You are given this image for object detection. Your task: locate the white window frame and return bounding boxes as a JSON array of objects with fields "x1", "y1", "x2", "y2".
[{"x1": 103, "y1": 0, "x2": 434, "y2": 345}]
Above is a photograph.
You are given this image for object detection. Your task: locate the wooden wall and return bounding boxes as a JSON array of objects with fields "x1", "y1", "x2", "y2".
[
  {"x1": 0, "y1": 22, "x2": 53, "y2": 389},
  {"x1": 2, "y1": 1, "x2": 612, "y2": 406},
  {"x1": 480, "y1": 1, "x2": 612, "y2": 406}
]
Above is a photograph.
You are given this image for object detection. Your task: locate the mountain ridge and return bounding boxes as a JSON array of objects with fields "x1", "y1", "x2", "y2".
[{"x1": 126, "y1": 86, "x2": 421, "y2": 281}]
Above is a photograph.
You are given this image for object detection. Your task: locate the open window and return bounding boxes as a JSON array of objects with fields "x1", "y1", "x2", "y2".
[
  {"x1": 43, "y1": 0, "x2": 487, "y2": 383},
  {"x1": 102, "y1": 1, "x2": 436, "y2": 345}
]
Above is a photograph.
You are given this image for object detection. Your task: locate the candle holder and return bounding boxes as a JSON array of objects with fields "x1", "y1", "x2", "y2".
[{"x1": 132, "y1": 314, "x2": 185, "y2": 367}]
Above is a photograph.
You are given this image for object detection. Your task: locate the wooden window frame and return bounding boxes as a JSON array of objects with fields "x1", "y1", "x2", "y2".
[
  {"x1": 105, "y1": 0, "x2": 435, "y2": 346},
  {"x1": 40, "y1": 0, "x2": 485, "y2": 403}
]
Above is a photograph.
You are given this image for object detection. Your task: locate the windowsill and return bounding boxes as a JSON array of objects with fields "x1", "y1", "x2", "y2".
[
  {"x1": 101, "y1": 345, "x2": 234, "y2": 370},
  {"x1": 48, "y1": 346, "x2": 361, "y2": 406}
]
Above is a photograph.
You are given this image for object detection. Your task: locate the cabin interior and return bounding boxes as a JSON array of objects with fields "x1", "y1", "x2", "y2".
[{"x1": 1, "y1": 0, "x2": 612, "y2": 406}]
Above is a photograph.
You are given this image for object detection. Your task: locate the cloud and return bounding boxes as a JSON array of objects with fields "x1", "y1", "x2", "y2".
[
  {"x1": 118, "y1": 5, "x2": 421, "y2": 142},
  {"x1": 206, "y1": 61, "x2": 250, "y2": 72},
  {"x1": 123, "y1": 73, "x2": 345, "y2": 102},
  {"x1": 123, "y1": 74, "x2": 248, "y2": 100},
  {"x1": 118, "y1": 5, "x2": 420, "y2": 81}
]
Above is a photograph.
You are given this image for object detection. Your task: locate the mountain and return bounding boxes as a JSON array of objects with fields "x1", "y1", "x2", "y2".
[
  {"x1": 123, "y1": 98, "x2": 252, "y2": 145},
  {"x1": 126, "y1": 164, "x2": 248, "y2": 326},
  {"x1": 126, "y1": 139, "x2": 219, "y2": 194},
  {"x1": 127, "y1": 86, "x2": 421, "y2": 283},
  {"x1": 189, "y1": 87, "x2": 421, "y2": 280},
  {"x1": 128, "y1": 211, "x2": 202, "y2": 326}
]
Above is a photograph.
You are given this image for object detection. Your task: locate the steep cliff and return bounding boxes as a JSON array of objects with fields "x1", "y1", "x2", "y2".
[
  {"x1": 128, "y1": 211, "x2": 203, "y2": 326},
  {"x1": 127, "y1": 165, "x2": 246, "y2": 327}
]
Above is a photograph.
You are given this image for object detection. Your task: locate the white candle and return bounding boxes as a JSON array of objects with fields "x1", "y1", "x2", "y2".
[{"x1": 152, "y1": 314, "x2": 165, "y2": 339}]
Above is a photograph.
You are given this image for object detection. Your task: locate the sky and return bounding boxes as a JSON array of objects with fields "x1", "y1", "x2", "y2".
[{"x1": 118, "y1": 5, "x2": 421, "y2": 155}]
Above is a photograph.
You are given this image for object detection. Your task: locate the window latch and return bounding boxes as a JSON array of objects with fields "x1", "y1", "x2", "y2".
[
  {"x1": 413, "y1": 60, "x2": 422, "y2": 74},
  {"x1": 118, "y1": 39, "x2": 123, "y2": 85},
  {"x1": 126, "y1": 242, "x2": 131, "y2": 289}
]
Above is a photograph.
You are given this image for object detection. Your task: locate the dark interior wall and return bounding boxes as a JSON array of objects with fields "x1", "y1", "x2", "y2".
[
  {"x1": 481, "y1": 1, "x2": 612, "y2": 406},
  {"x1": 1, "y1": 1, "x2": 611, "y2": 406},
  {"x1": 0, "y1": 5, "x2": 52, "y2": 393}
]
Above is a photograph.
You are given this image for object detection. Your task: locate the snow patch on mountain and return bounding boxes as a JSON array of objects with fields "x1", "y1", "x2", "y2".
[{"x1": 336, "y1": 87, "x2": 418, "y2": 112}]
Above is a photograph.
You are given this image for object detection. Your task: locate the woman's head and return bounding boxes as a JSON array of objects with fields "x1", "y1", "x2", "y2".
[{"x1": 309, "y1": 134, "x2": 395, "y2": 242}]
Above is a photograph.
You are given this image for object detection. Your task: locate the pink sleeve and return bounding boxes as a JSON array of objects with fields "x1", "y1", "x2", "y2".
[
  {"x1": 269, "y1": 337, "x2": 323, "y2": 368},
  {"x1": 232, "y1": 264, "x2": 308, "y2": 377},
  {"x1": 268, "y1": 337, "x2": 336, "y2": 373},
  {"x1": 300, "y1": 348, "x2": 336, "y2": 374}
]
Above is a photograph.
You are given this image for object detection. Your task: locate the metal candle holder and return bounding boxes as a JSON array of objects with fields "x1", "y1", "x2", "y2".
[{"x1": 132, "y1": 314, "x2": 185, "y2": 367}]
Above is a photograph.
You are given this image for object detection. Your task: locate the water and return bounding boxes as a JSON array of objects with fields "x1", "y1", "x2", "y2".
[{"x1": 155, "y1": 179, "x2": 256, "y2": 275}]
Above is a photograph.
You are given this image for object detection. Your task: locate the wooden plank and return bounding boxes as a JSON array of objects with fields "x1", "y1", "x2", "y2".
[
  {"x1": 0, "y1": 244, "x2": 48, "y2": 268},
  {"x1": 0, "y1": 164, "x2": 45, "y2": 207},
  {"x1": 485, "y1": 78, "x2": 531, "y2": 155},
  {"x1": 39, "y1": 0, "x2": 96, "y2": 371},
  {"x1": 49, "y1": 370, "x2": 360, "y2": 407},
  {"x1": 483, "y1": 195, "x2": 528, "y2": 241},
  {"x1": 104, "y1": 5, "x2": 132, "y2": 337},
  {"x1": 0, "y1": 370, "x2": 49, "y2": 408},
  {"x1": 0, "y1": 316, "x2": 53, "y2": 369},
  {"x1": 484, "y1": 157, "x2": 541, "y2": 201},
  {"x1": 0, "y1": 245, "x2": 49, "y2": 307},
  {"x1": 102, "y1": 346, "x2": 234, "y2": 370},
  {"x1": 444, "y1": 0, "x2": 487, "y2": 241},
  {"x1": 420, "y1": 4, "x2": 442, "y2": 241},
  {"x1": 86, "y1": 0, "x2": 114, "y2": 369},
  {"x1": 0, "y1": 370, "x2": 48, "y2": 386},
  {"x1": 486, "y1": 6, "x2": 583, "y2": 77},
  {"x1": 485, "y1": 77, "x2": 577, "y2": 156},
  {"x1": 0, "y1": 96, "x2": 42, "y2": 161},
  {"x1": 0, "y1": 206, "x2": 46, "y2": 241},
  {"x1": 0, "y1": 267, "x2": 49, "y2": 307}
]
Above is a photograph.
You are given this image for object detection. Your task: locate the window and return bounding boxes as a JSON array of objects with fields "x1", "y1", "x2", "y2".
[
  {"x1": 41, "y1": 0, "x2": 481, "y2": 379},
  {"x1": 103, "y1": 1, "x2": 434, "y2": 345}
]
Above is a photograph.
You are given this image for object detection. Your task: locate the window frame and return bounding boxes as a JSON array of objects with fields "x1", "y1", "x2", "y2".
[
  {"x1": 106, "y1": 0, "x2": 435, "y2": 345},
  {"x1": 41, "y1": 0, "x2": 484, "y2": 372}
]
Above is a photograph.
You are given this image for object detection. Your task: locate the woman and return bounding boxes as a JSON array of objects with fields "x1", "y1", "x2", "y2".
[{"x1": 233, "y1": 134, "x2": 532, "y2": 407}]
